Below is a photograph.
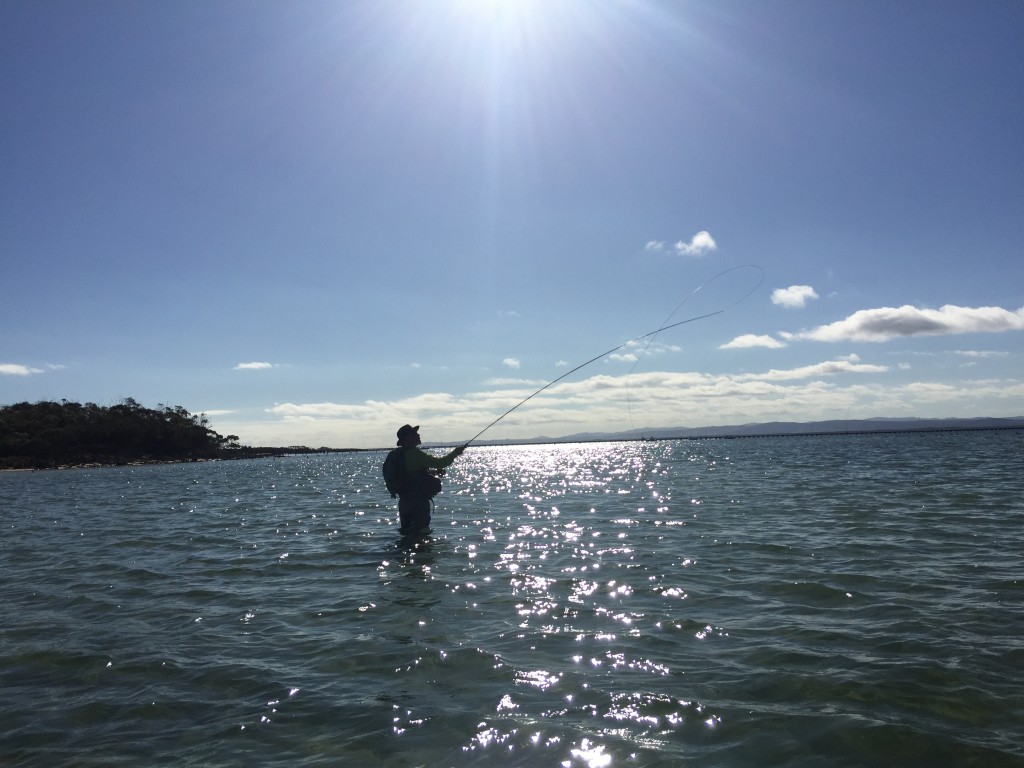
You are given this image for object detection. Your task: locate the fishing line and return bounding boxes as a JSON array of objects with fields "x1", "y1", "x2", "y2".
[
  {"x1": 464, "y1": 264, "x2": 764, "y2": 446},
  {"x1": 624, "y1": 264, "x2": 764, "y2": 435}
]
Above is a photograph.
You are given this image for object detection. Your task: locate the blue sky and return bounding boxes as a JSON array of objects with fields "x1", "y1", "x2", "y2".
[{"x1": 2, "y1": 0, "x2": 1022, "y2": 449}]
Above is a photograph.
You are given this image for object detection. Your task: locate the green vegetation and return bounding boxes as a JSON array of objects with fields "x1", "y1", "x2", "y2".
[{"x1": 0, "y1": 398, "x2": 241, "y2": 469}]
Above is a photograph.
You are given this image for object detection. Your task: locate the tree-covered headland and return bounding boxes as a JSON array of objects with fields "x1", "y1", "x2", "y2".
[{"x1": 0, "y1": 399, "x2": 242, "y2": 469}]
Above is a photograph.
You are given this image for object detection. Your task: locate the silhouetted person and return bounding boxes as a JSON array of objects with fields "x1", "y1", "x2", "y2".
[{"x1": 391, "y1": 424, "x2": 465, "y2": 535}]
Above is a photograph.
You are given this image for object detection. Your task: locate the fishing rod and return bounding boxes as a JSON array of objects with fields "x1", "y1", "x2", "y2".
[
  {"x1": 463, "y1": 264, "x2": 764, "y2": 447},
  {"x1": 623, "y1": 264, "x2": 764, "y2": 434},
  {"x1": 464, "y1": 310, "x2": 723, "y2": 446}
]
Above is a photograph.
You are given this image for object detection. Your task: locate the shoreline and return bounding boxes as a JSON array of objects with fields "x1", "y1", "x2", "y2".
[{"x1": 4, "y1": 423, "x2": 1021, "y2": 471}]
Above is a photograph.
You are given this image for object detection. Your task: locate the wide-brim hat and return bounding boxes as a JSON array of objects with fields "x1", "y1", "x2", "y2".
[{"x1": 396, "y1": 424, "x2": 419, "y2": 445}]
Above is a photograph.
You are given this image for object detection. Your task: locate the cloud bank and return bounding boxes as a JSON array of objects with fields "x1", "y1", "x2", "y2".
[
  {"x1": 206, "y1": 351, "x2": 1024, "y2": 449},
  {"x1": 204, "y1": 303, "x2": 1024, "y2": 449},
  {"x1": 242, "y1": 355, "x2": 898, "y2": 442},
  {"x1": 235, "y1": 362, "x2": 276, "y2": 370}
]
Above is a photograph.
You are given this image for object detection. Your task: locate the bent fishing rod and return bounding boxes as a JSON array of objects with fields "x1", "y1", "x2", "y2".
[
  {"x1": 463, "y1": 308, "x2": 724, "y2": 447},
  {"x1": 461, "y1": 264, "x2": 765, "y2": 447}
]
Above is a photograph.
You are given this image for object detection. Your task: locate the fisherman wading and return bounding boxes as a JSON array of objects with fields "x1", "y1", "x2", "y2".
[{"x1": 383, "y1": 424, "x2": 466, "y2": 535}]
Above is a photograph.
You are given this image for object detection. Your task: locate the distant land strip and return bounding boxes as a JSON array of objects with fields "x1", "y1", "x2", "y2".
[{"x1": 453, "y1": 417, "x2": 1024, "y2": 449}]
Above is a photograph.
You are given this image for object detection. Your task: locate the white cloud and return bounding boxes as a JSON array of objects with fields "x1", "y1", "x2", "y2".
[
  {"x1": 792, "y1": 304, "x2": 1024, "y2": 342},
  {"x1": 720, "y1": 334, "x2": 786, "y2": 349},
  {"x1": 771, "y1": 285, "x2": 819, "y2": 308},
  {"x1": 673, "y1": 231, "x2": 717, "y2": 257},
  {"x1": 234, "y1": 362, "x2": 276, "y2": 370},
  {"x1": 1, "y1": 363, "x2": 44, "y2": 376},
  {"x1": 732, "y1": 357, "x2": 888, "y2": 381},
  {"x1": 607, "y1": 340, "x2": 681, "y2": 362},
  {"x1": 644, "y1": 231, "x2": 716, "y2": 257},
  {"x1": 503, "y1": 358, "x2": 521, "y2": 369},
  {"x1": 270, "y1": 402, "x2": 367, "y2": 418},
  {"x1": 555, "y1": 360, "x2": 570, "y2": 367}
]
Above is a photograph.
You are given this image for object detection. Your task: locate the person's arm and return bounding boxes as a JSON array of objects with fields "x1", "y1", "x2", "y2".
[{"x1": 405, "y1": 445, "x2": 465, "y2": 472}]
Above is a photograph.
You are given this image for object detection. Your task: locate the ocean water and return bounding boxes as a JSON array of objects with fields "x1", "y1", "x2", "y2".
[{"x1": 2, "y1": 430, "x2": 1022, "y2": 768}]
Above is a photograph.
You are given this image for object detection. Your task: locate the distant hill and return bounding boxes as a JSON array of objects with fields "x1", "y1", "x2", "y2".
[{"x1": 475, "y1": 416, "x2": 1024, "y2": 446}]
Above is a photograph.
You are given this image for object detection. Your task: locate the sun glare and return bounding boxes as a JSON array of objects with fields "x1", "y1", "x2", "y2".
[
  {"x1": 452, "y1": 0, "x2": 542, "y2": 23},
  {"x1": 444, "y1": 0, "x2": 588, "y2": 41}
]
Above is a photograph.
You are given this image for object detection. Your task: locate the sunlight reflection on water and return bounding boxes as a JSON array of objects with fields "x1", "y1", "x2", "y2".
[{"x1": 436, "y1": 441, "x2": 737, "y2": 764}]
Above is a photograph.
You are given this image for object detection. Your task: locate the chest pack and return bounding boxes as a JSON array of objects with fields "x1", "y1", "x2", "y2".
[{"x1": 382, "y1": 447, "x2": 442, "y2": 499}]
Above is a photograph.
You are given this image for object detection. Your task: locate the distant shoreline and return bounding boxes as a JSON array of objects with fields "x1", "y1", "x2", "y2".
[{"x1": 7, "y1": 422, "x2": 1020, "y2": 471}]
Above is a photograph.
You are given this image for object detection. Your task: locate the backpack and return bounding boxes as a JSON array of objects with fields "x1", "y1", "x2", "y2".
[
  {"x1": 382, "y1": 448, "x2": 406, "y2": 498},
  {"x1": 382, "y1": 447, "x2": 443, "y2": 499}
]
